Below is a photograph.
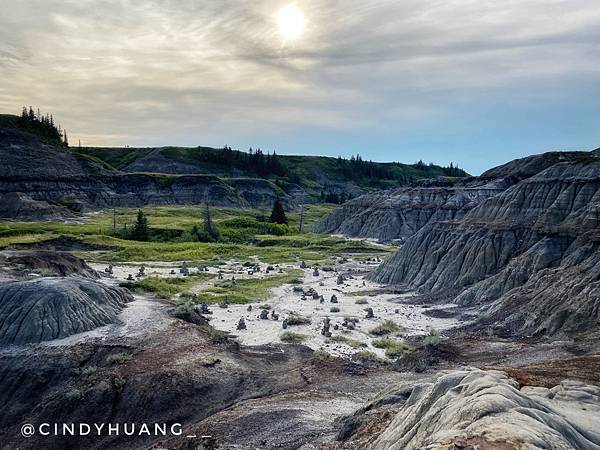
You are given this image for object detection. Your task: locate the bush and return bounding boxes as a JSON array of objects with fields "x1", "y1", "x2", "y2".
[
  {"x1": 330, "y1": 307, "x2": 341, "y2": 313},
  {"x1": 355, "y1": 298, "x2": 368, "y2": 305},
  {"x1": 353, "y1": 351, "x2": 382, "y2": 362},
  {"x1": 369, "y1": 320, "x2": 402, "y2": 336},
  {"x1": 65, "y1": 388, "x2": 84, "y2": 401},
  {"x1": 79, "y1": 366, "x2": 97, "y2": 377},
  {"x1": 107, "y1": 352, "x2": 133, "y2": 365},
  {"x1": 286, "y1": 315, "x2": 311, "y2": 326},
  {"x1": 329, "y1": 335, "x2": 367, "y2": 348},
  {"x1": 113, "y1": 376, "x2": 126, "y2": 391},
  {"x1": 280, "y1": 332, "x2": 307, "y2": 343},
  {"x1": 372, "y1": 339, "x2": 413, "y2": 358},
  {"x1": 424, "y1": 328, "x2": 441, "y2": 346}
]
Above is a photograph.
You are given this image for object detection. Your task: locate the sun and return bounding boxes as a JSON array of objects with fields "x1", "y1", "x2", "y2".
[{"x1": 277, "y1": 5, "x2": 305, "y2": 40}]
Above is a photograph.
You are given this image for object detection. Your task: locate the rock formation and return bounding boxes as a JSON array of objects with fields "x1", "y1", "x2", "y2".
[
  {"x1": 0, "y1": 278, "x2": 132, "y2": 345},
  {"x1": 0, "y1": 122, "x2": 295, "y2": 219},
  {"x1": 368, "y1": 153, "x2": 600, "y2": 337},
  {"x1": 336, "y1": 369, "x2": 600, "y2": 450}
]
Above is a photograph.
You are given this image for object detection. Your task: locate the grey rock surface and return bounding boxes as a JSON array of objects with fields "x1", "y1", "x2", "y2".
[
  {"x1": 370, "y1": 156, "x2": 600, "y2": 337},
  {"x1": 0, "y1": 124, "x2": 295, "y2": 219},
  {"x1": 0, "y1": 277, "x2": 133, "y2": 345},
  {"x1": 366, "y1": 369, "x2": 600, "y2": 450}
]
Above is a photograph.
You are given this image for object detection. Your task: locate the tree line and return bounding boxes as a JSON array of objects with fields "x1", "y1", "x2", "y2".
[
  {"x1": 197, "y1": 146, "x2": 286, "y2": 178},
  {"x1": 17, "y1": 106, "x2": 69, "y2": 147}
]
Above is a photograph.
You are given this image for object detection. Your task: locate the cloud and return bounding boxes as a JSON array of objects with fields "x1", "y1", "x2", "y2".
[{"x1": 0, "y1": 0, "x2": 599, "y2": 171}]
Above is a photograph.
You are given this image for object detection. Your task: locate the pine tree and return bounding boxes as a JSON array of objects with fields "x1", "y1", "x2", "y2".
[
  {"x1": 63, "y1": 129, "x2": 69, "y2": 147},
  {"x1": 131, "y1": 210, "x2": 150, "y2": 241},
  {"x1": 202, "y1": 203, "x2": 220, "y2": 241},
  {"x1": 270, "y1": 196, "x2": 287, "y2": 224}
]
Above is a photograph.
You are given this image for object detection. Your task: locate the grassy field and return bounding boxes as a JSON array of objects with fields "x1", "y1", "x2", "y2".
[
  {"x1": 0, "y1": 205, "x2": 392, "y2": 266},
  {"x1": 193, "y1": 269, "x2": 303, "y2": 304}
]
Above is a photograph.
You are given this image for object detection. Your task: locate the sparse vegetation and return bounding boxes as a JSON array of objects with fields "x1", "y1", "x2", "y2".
[
  {"x1": 423, "y1": 328, "x2": 442, "y2": 346},
  {"x1": 369, "y1": 320, "x2": 403, "y2": 336},
  {"x1": 121, "y1": 274, "x2": 213, "y2": 299},
  {"x1": 193, "y1": 270, "x2": 303, "y2": 304},
  {"x1": 113, "y1": 376, "x2": 126, "y2": 391},
  {"x1": 65, "y1": 388, "x2": 84, "y2": 401},
  {"x1": 198, "y1": 324, "x2": 229, "y2": 343},
  {"x1": 107, "y1": 352, "x2": 133, "y2": 365},
  {"x1": 372, "y1": 339, "x2": 414, "y2": 358},
  {"x1": 285, "y1": 315, "x2": 312, "y2": 326},
  {"x1": 330, "y1": 335, "x2": 367, "y2": 348},
  {"x1": 79, "y1": 366, "x2": 97, "y2": 377},
  {"x1": 353, "y1": 350, "x2": 383, "y2": 362},
  {"x1": 280, "y1": 332, "x2": 307, "y2": 343}
]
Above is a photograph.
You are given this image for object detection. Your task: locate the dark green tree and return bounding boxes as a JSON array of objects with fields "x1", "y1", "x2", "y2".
[
  {"x1": 270, "y1": 196, "x2": 287, "y2": 224},
  {"x1": 202, "y1": 203, "x2": 221, "y2": 241},
  {"x1": 131, "y1": 209, "x2": 150, "y2": 241}
]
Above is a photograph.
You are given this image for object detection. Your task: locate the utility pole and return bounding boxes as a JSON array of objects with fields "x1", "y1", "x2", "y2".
[{"x1": 298, "y1": 204, "x2": 305, "y2": 233}]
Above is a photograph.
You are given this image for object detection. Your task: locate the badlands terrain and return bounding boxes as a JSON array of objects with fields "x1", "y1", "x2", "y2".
[{"x1": 0, "y1": 117, "x2": 599, "y2": 449}]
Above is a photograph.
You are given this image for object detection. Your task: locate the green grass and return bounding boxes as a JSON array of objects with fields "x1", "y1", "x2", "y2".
[
  {"x1": 280, "y1": 332, "x2": 307, "y2": 343},
  {"x1": 329, "y1": 335, "x2": 367, "y2": 348},
  {"x1": 372, "y1": 339, "x2": 414, "y2": 358},
  {"x1": 120, "y1": 273, "x2": 213, "y2": 298},
  {"x1": 193, "y1": 269, "x2": 304, "y2": 305},
  {"x1": 0, "y1": 205, "x2": 391, "y2": 268},
  {"x1": 369, "y1": 320, "x2": 403, "y2": 336}
]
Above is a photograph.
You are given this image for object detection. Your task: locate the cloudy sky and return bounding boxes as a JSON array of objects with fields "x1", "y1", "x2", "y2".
[{"x1": 1, "y1": 0, "x2": 599, "y2": 174}]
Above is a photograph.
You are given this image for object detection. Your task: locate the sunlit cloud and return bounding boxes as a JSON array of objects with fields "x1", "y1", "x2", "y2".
[{"x1": 1, "y1": 0, "x2": 599, "y2": 172}]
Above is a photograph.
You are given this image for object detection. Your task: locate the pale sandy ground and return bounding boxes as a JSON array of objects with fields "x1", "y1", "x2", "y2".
[{"x1": 86, "y1": 258, "x2": 461, "y2": 359}]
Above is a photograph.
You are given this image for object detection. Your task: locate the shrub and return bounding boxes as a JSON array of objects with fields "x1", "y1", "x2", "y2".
[
  {"x1": 280, "y1": 332, "x2": 307, "y2": 343},
  {"x1": 353, "y1": 351, "x2": 382, "y2": 362},
  {"x1": 107, "y1": 352, "x2": 133, "y2": 365},
  {"x1": 286, "y1": 315, "x2": 311, "y2": 326},
  {"x1": 369, "y1": 320, "x2": 403, "y2": 336},
  {"x1": 113, "y1": 376, "x2": 126, "y2": 391},
  {"x1": 330, "y1": 307, "x2": 341, "y2": 313},
  {"x1": 329, "y1": 335, "x2": 367, "y2": 348},
  {"x1": 79, "y1": 366, "x2": 97, "y2": 377},
  {"x1": 372, "y1": 339, "x2": 413, "y2": 358},
  {"x1": 65, "y1": 388, "x2": 84, "y2": 401},
  {"x1": 424, "y1": 328, "x2": 441, "y2": 346},
  {"x1": 355, "y1": 298, "x2": 368, "y2": 305}
]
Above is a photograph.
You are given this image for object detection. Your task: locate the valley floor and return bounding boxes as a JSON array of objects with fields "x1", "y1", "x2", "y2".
[{"x1": 1, "y1": 206, "x2": 599, "y2": 449}]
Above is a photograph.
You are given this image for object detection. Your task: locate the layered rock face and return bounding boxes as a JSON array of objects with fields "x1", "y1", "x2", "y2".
[
  {"x1": 314, "y1": 151, "x2": 590, "y2": 242},
  {"x1": 0, "y1": 278, "x2": 132, "y2": 345},
  {"x1": 371, "y1": 158, "x2": 600, "y2": 336},
  {"x1": 313, "y1": 179, "x2": 506, "y2": 241},
  {"x1": 0, "y1": 125, "x2": 294, "y2": 219},
  {"x1": 5, "y1": 251, "x2": 99, "y2": 278},
  {"x1": 344, "y1": 369, "x2": 600, "y2": 450}
]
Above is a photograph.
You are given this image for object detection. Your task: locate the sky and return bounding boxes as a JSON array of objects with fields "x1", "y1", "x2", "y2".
[{"x1": 1, "y1": 0, "x2": 599, "y2": 174}]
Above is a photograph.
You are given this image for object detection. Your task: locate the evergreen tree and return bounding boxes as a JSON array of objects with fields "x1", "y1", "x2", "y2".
[
  {"x1": 270, "y1": 196, "x2": 287, "y2": 224},
  {"x1": 131, "y1": 209, "x2": 150, "y2": 241},
  {"x1": 202, "y1": 203, "x2": 220, "y2": 241}
]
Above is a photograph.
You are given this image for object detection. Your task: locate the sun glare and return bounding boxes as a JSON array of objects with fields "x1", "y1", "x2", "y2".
[{"x1": 277, "y1": 5, "x2": 305, "y2": 40}]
